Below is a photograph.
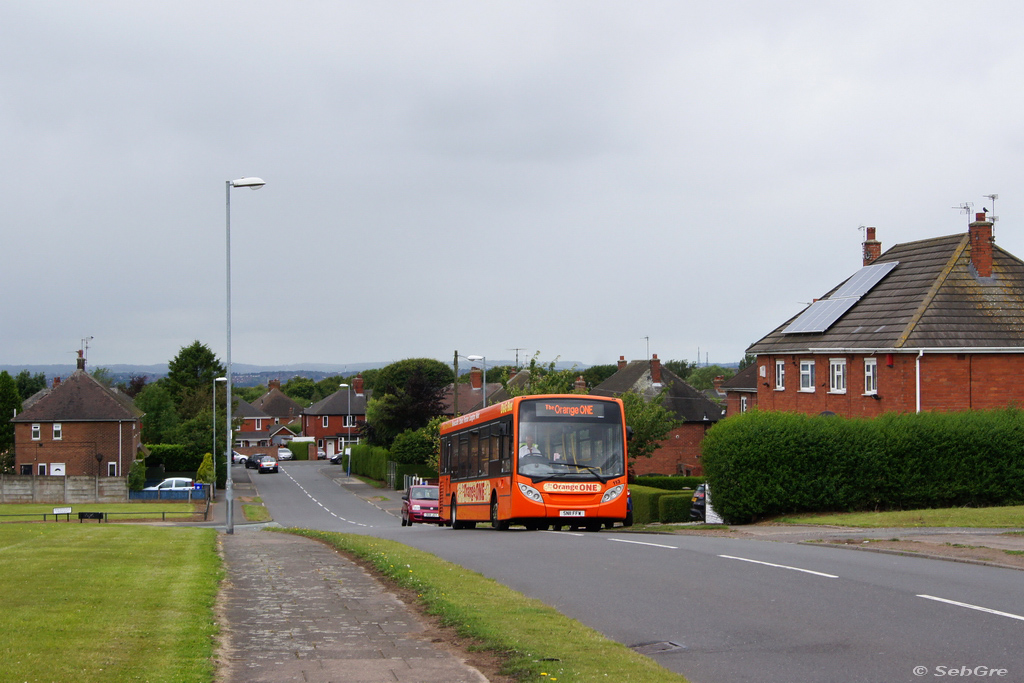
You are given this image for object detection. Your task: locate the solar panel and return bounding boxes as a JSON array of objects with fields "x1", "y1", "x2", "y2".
[
  {"x1": 781, "y1": 261, "x2": 899, "y2": 335},
  {"x1": 832, "y1": 261, "x2": 899, "y2": 298}
]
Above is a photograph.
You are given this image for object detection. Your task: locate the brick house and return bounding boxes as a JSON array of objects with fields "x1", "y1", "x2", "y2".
[
  {"x1": 440, "y1": 366, "x2": 506, "y2": 416},
  {"x1": 591, "y1": 355, "x2": 724, "y2": 476},
  {"x1": 233, "y1": 397, "x2": 273, "y2": 448},
  {"x1": 747, "y1": 214, "x2": 1024, "y2": 416},
  {"x1": 302, "y1": 375, "x2": 370, "y2": 458},
  {"x1": 251, "y1": 379, "x2": 305, "y2": 426},
  {"x1": 721, "y1": 364, "x2": 759, "y2": 417},
  {"x1": 12, "y1": 362, "x2": 143, "y2": 477}
]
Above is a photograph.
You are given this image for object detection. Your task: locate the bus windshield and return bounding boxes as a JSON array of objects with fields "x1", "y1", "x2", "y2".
[{"x1": 517, "y1": 398, "x2": 625, "y2": 481}]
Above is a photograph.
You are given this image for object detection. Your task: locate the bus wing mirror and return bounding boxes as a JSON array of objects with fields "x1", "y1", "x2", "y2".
[{"x1": 626, "y1": 425, "x2": 634, "y2": 441}]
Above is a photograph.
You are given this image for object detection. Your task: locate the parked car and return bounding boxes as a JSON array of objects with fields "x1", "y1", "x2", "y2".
[
  {"x1": 258, "y1": 455, "x2": 279, "y2": 474},
  {"x1": 316, "y1": 448, "x2": 326, "y2": 460},
  {"x1": 329, "y1": 450, "x2": 344, "y2": 465},
  {"x1": 690, "y1": 484, "x2": 706, "y2": 522},
  {"x1": 401, "y1": 485, "x2": 440, "y2": 526},
  {"x1": 277, "y1": 447, "x2": 294, "y2": 461},
  {"x1": 232, "y1": 451, "x2": 247, "y2": 464},
  {"x1": 245, "y1": 453, "x2": 266, "y2": 469},
  {"x1": 143, "y1": 477, "x2": 195, "y2": 491}
]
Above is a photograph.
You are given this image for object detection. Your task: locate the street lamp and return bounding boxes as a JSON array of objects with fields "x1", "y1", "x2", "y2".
[
  {"x1": 213, "y1": 376, "x2": 226, "y2": 500},
  {"x1": 225, "y1": 176, "x2": 265, "y2": 534},
  {"x1": 467, "y1": 355, "x2": 488, "y2": 410},
  {"x1": 339, "y1": 383, "x2": 352, "y2": 476}
]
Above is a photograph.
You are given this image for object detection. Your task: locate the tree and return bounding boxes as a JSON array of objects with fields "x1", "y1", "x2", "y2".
[
  {"x1": 281, "y1": 376, "x2": 317, "y2": 404},
  {"x1": 15, "y1": 370, "x2": 46, "y2": 401},
  {"x1": 580, "y1": 364, "x2": 618, "y2": 388},
  {"x1": 504, "y1": 354, "x2": 585, "y2": 397},
  {"x1": 116, "y1": 373, "x2": 148, "y2": 398},
  {"x1": 620, "y1": 390, "x2": 682, "y2": 462},
  {"x1": 363, "y1": 359, "x2": 453, "y2": 448},
  {"x1": 91, "y1": 367, "x2": 115, "y2": 387},
  {"x1": 134, "y1": 383, "x2": 180, "y2": 444},
  {"x1": 165, "y1": 341, "x2": 225, "y2": 408},
  {"x1": 686, "y1": 364, "x2": 735, "y2": 391},
  {"x1": 127, "y1": 459, "x2": 146, "y2": 491},
  {"x1": 664, "y1": 359, "x2": 695, "y2": 381},
  {"x1": 196, "y1": 452, "x2": 215, "y2": 485},
  {"x1": 390, "y1": 429, "x2": 434, "y2": 465},
  {"x1": 738, "y1": 353, "x2": 757, "y2": 370},
  {"x1": 0, "y1": 371, "x2": 20, "y2": 473}
]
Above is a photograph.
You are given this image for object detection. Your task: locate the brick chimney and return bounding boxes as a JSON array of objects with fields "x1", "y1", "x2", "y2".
[
  {"x1": 574, "y1": 375, "x2": 586, "y2": 392},
  {"x1": 617, "y1": 355, "x2": 627, "y2": 370},
  {"x1": 713, "y1": 375, "x2": 725, "y2": 395},
  {"x1": 76, "y1": 349, "x2": 86, "y2": 371},
  {"x1": 53, "y1": 376, "x2": 61, "y2": 387},
  {"x1": 353, "y1": 374, "x2": 364, "y2": 396},
  {"x1": 470, "y1": 367, "x2": 482, "y2": 390},
  {"x1": 969, "y1": 212, "x2": 994, "y2": 277},
  {"x1": 650, "y1": 354, "x2": 662, "y2": 386},
  {"x1": 269, "y1": 379, "x2": 281, "y2": 391},
  {"x1": 863, "y1": 227, "x2": 881, "y2": 266}
]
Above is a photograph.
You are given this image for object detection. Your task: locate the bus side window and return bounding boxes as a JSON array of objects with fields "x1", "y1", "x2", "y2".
[{"x1": 500, "y1": 420, "x2": 512, "y2": 473}]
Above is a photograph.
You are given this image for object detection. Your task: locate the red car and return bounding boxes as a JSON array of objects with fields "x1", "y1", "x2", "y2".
[{"x1": 401, "y1": 485, "x2": 440, "y2": 526}]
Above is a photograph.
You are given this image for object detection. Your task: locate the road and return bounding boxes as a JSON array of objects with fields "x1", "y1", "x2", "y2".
[{"x1": 240, "y1": 461, "x2": 1024, "y2": 683}]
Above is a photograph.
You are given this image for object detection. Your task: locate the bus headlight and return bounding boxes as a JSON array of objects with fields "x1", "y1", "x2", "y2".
[
  {"x1": 601, "y1": 484, "x2": 624, "y2": 503},
  {"x1": 517, "y1": 482, "x2": 543, "y2": 503}
]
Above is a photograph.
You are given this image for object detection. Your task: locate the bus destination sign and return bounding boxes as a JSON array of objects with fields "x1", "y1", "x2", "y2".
[{"x1": 535, "y1": 401, "x2": 605, "y2": 418}]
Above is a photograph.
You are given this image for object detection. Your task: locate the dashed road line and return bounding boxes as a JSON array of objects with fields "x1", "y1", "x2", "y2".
[
  {"x1": 282, "y1": 468, "x2": 369, "y2": 526},
  {"x1": 918, "y1": 595, "x2": 1024, "y2": 622},
  {"x1": 719, "y1": 554, "x2": 838, "y2": 578}
]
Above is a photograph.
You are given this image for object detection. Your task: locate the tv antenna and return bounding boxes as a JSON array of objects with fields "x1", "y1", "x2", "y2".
[
  {"x1": 983, "y1": 193, "x2": 999, "y2": 223},
  {"x1": 508, "y1": 348, "x2": 527, "y2": 368},
  {"x1": 81, "y1": 336, "x2": 94, "y2": 363},
  {"x1": 642, "y1": 336, "x2": 650, "y2": 360},
  {"x1": 952, "y1": 201, "x2": 974, "y2": 216}
]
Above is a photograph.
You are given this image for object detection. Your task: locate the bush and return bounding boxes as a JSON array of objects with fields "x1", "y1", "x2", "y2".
[
  {"x1": 390, "y1": 429, "x2": 434, "y2": 465},
  {"x1": 629, "y1": 485, "x2": 673, "y2": 525},
  {"x1": 702, "y1": 408, "x2": 1024, "y2": 524},
  {"x1": 658, "y1": 494, "x2": 691, "y2": 523},
  {"x1": 127, "y1": 460, "x2": 146, "y2": 491},
  {"x1": 196, "y1": 452, "x2": 215, "y2": 485},
  {"x1": 349, "y1": 444, "x2": 390, "y2": 481},
  {"x1": 145, "y1": 444, "x2": 204, "y2": 473}
]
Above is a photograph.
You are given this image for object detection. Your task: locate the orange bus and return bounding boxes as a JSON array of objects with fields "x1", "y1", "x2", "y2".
[{"x1": 439, "y1": 394, "x2": 629, "y2": 531}]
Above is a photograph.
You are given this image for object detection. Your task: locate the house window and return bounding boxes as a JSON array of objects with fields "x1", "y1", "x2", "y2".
[
  {"x1": 31, "y1": 424, "x2": 40, "y2": 440},
  {"x1": 52, "y1": 423, "x2": 62, "y2": 440},
  {"x1": 829, "y1": 359, "x2": 847, "y2": 393},
  {"x1": 344, "y1": 415, "x2": 356, "y2": 428},
  {"x1": 775, "y1": 360, "x2": 785, "y2": 390},
  {"x1": 740, "y1": 396, "x2": 748, "y2": 413},
  {"x1": 107, "y1": 462, "x2": 117, "y2": 476},
  {"x1": 38, "y1": 464, "x2": 47, "y2": 476},
  {"x1": 255, "y1": 419, "x2": 262, "y2": 431},
  {"x1": 799, "y1": 360, "x2": 815, "y2": 392},
  {"x1": 864, "y1": 358, "x2": 878, "y2": 395},
  {"x1": 322, "y1": 416, "x2": 329, "y2": 429},
  {"x1": 317, "y1": 439, "x2": 324, "y2": 449}
]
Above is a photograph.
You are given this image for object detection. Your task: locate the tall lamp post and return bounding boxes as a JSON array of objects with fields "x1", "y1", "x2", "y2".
[
  {"x1": 339, "y1": 383, "x2": 352, "y2": 476},
  {"x1": 225, "y1": 176, "x2": 265, "y2": 534},
  {"x1": 466, "y1": 354, "x2": 488, "y2": 410},
  {"x1": 213, "y1": 376, "x2": 226, "y2": 499}
]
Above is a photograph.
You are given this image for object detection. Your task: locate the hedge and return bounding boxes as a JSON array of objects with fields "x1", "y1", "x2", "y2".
[
  {"x1": 349, "y1": 444, "x2": 391, "y2": 481},
  {"x1": 702, "y1": 409, "x2": 1024, "y2": 523},
  {"x1": 145, "y1": 444, "x2": 204, "y2": 473},
  {"x1": 634, "y1": 475, "x2": 705, "y2": 490},
  {"x1": 658, "y1": 493, "x2": 692, "y2": 523}
]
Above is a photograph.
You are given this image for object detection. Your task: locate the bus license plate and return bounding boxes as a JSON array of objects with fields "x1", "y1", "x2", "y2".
[{"x1": 559, "y1": 510, "x2": 585, "y2": 517}]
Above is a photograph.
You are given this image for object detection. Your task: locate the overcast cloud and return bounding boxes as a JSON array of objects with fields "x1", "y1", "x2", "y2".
[{"x1": 3, "y1": 2, "x2": 1023, "y2": 370}]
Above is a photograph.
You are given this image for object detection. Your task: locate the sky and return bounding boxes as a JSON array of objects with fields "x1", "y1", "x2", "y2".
[{"x1": 4, "y1": 1, "x2": 1024, "y2": 371}]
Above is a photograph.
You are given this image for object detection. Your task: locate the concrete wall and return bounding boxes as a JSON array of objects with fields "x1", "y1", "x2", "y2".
[{"x1": 0, "y1": 475, "x2": 128, "y2": 503}]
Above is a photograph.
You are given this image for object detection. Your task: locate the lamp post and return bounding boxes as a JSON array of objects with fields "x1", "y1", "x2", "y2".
[
  {"x1": 466, "y1": 354, "x2": 487, "y2": 410},
  {"x1": 339, "y1": 383, "x2": 352, "y2": 476},
  {"x1": 225, "y1": 176, "x2": 265, "y2": 534},
  {"x1": 213, "y1": 376, "x2": 226, "y2": 500}
]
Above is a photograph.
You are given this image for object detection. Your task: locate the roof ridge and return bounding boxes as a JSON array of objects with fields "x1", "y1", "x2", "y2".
[{"x1": 893, "y1": 234, "x2": 969, "y2": 348}]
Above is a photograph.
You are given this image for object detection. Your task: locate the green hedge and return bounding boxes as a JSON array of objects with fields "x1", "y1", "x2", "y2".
[
  {"x1": 634, "y1": 475, "x2": 705, "y2": 490},
  {"x1": 658, "y1": 493, "x2": 692, "y2": 523},
  {"x1": 702, "y1": 409, "x2": 1024, "y2": 523},
  {"x1": 349, "y1": 444, "x2": 391, "y2": 481},
  {"x1": 630, "y1": 485, "x2": 670, "y2": 525}
]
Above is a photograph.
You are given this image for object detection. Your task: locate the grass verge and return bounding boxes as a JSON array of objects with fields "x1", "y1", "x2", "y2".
[
  {"x1": 0, "y1": 501, "x2": 201, "y2": 521},
  {"x1": 0, "y1": 524, "x2": 221, "y2": 683},
  {"x1": 283, "y1": 528, "x2": 688, "y2": 683},
  {"x1": 773, "y1": 505, "x2": 1024, "y2": 528},
  {"x1": 242, "y1": 503, "x2": 271, "y2": 522}
]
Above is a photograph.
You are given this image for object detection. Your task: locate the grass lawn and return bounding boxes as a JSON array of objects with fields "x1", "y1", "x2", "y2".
[
  {"x1": 0, "y1": 524, "x2": 221, "y2": 683},
  {"x1": 285, "y1": 528, "x2": 689, "y2": 683},
  {"x1": 773, "y1": 505, "x2": 1024, "y2": 528},
  {"x1": 0, "y1": 502, "x2": 201, "y2": 522}
]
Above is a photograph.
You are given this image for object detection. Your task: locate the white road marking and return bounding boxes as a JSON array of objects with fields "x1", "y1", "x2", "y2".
[
  {"x1": 608, "y1": 538, "x2": 679, "y2": 549},
  {"x1": 719, "y1": 554, "x2": 838, "y2": 578},
  {"x1": 918, "y1": 595, "x2": 1024, "y2": 622},
  {"x1": 281, "y1": 469, "x2": 369, "y2": 527}
]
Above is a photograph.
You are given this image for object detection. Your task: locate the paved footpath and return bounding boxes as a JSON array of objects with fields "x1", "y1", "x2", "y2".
[{"x1": 218, "y1": 529, "x2": 489, "y2": 683}]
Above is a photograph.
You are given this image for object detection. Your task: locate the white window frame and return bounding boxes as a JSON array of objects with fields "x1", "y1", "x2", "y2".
[
  {"x1": 322, "y1": 415, "x2": 329, "y2": 429},
  {"x1": 31, "y1": 423, "x2": 41, "y2": 440},
  {"x1": 52, "y1": 423, "x2": 62, "y2": 440},
  {"x1": 799, "y1": 360, "x2": 816, "y2": 392},
  {"x1": 864, "y1": 357, "x2": 878, "y2": 395},
  {"x1": 254, "y1": 418, "x2": 262, "y2": 431},
  {"x1": 107, "y1": 462, "x2": 117, "y2": 476},
  {"x1": 775, "y1": 360, "x2": 785, "y2": 390},
  {"x1": 829, "y1": 358, "x2": 847, "y2": 394},
  {"x1": 344, "y1": 415, "x2": 356, "y2": 428},
  {"x1": 37, "y1": 464, "x2": 47, "y2": 476},
  {"x1": 740, "y1": 396, "x2": 748, "y2": 413}
]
